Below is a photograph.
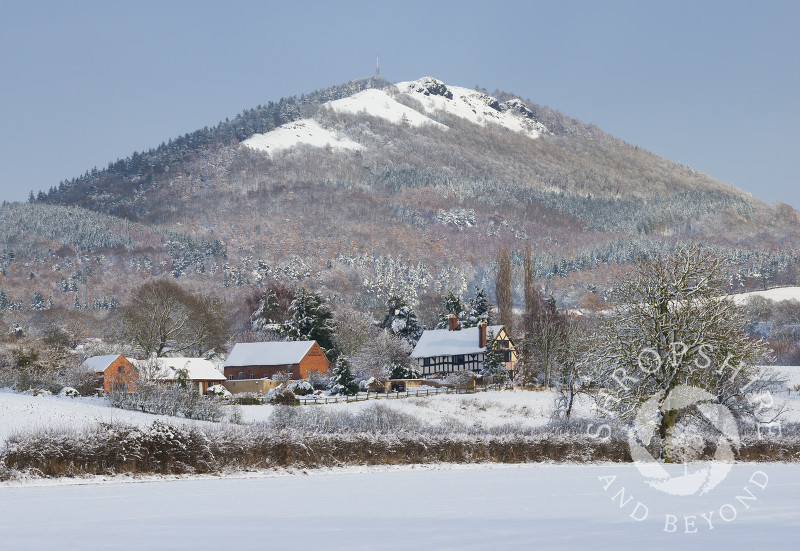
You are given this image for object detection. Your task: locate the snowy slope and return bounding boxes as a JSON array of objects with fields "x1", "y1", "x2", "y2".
[
  {"x1": 0, "y1": 389, "x2": 210, "y2": 442},
  {"x1": 242, "y1": 119, "x2": 361, "y2": 156},
  {"x1": 242, "y1": 77, "x2": 547, "y2": 157},
  {"x1": 396, "y1": 77, "x2": 548, "y2": 138},
  {"x1": 730, "y1": 286, "x2": 800, "y2": 304},
  {"x1": 328, "y1": 88, "x2": 446, "y2": 129}
]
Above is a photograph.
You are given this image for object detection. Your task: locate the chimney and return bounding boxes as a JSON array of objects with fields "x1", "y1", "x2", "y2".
[
  {"x1": 478, "y1": 322, "x2": 487, "y2": 348},
  {"x1": 448, "y1": 314, "x2": 458, "y2": 331}
]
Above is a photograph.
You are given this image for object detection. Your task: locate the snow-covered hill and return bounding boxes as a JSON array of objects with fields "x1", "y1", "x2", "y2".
[
  {"x1": 242, "y1": 119, "x2": 361, "y2": 156},
  {"x1": 396, "y1": 77, "x2": 548, "y2": 138},
  {"x1": 328, "y1": 88, "x2": 446, "y2": 129},
  {"x1": 243, "y1": 76, "x2": 546, "y2": 156}
]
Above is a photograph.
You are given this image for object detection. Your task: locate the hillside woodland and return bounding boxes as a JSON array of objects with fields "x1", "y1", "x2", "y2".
[{"x1": 2, "y1": 76, "x2": 800, "y2": 346}]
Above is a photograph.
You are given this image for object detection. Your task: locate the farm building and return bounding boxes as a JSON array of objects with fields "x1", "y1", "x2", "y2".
[
  {"x1": 81, "y1": 354, "x2": 137, "y2": 395},
  {"x1": 224, "y1": 341, "x2": 329, "y2": 381},
  {"x1": 410, "y1": 321, "x2": 517, "y2": 378},
  {"x1": 130, "y1": 357, "x2": 226, "y2": 394}
]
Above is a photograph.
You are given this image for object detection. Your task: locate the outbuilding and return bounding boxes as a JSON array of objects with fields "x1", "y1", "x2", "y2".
[{"x1": 224, "y1": 341, "x2": 329, "y2": 381}]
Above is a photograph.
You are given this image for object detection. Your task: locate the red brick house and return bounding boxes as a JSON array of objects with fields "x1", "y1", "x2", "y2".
[
  {"x1": 224, "y1": 341, "x2": 329, "y2": 380},
  {"x1": 81, "y1": 354, "x2": 137, "y2": 395}
]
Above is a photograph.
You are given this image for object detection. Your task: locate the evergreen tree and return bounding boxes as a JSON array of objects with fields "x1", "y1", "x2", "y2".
[
  {"x1": 389, "y1": 362, "x2": 420, "y2": 380},
  {"x1": 381, "y1": 295, "x2": 422, "y2": 344},
  {"x1": 30, "y1": 291, "x2": 46, "y2": 310},
  {"x1": 282, "y1": 287, "x2": 338, "y2": 362},
  {"x1": 481, "y1": 330, "x2": 508, "y2": 381},
  {"x1": 332, "y1": 357, "x2": 359, "y2": 395},
  {"x1": 463, "y1": 287, "x2": 490, "y2": 327},
  {"x1": 436, "y1": 290, "x2": 465, "y2": 328}
]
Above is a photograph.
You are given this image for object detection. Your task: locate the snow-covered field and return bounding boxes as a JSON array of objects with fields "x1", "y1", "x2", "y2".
[
  {"x1": 237, "y1": 388, "x2": 594, "y2": 428},
  {"x1": 3, "y1": 384, "x2": 800, "y2": 444},
  {"x1": 730, "y1": 286, "x2": 800, "y2": 304},
  {"x1": 0, "y1": 388, "x2": 210, "y2": 443},
  {"x1": 1, "y1": 463, "x2": 798, "y2": 550}
]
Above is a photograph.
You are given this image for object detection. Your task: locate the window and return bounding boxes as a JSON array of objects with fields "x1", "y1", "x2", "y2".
[
  {"x1": 453, "y1": 355, "x2": 465, "y2": 366},
  {"x1": 118, "y1": 366, "x2": 125, "y2": 374},
  {"x1": 423, "y1": 358, "x2": 432, "y2": 367},
  {"x1": 239, "y1": 372, "x2": 245, "y2": 380}
]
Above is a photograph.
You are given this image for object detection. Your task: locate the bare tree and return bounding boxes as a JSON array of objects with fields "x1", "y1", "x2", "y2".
[
  {"x1": 121, "y1": 279, "x2": 229, "y2": 358},
  {"x1": 495, "y1": 247, "x2": 513, "y2": 335},
  {"x1": 586, "y1": 247, "x2": 775, "y2": 459},
  {"x1": 523, "y1": 243, "x2": 535, "y2": 338}
]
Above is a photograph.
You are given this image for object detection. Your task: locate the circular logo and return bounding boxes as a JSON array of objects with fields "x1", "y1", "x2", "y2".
[{"x1": 628, "y1": 384, "x2": 740, "y2": 496}]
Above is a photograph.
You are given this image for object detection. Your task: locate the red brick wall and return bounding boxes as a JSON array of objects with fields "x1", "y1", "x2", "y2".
[
  {"x1": 102, "y1": 356, "x2": 137, "y2": 395},
  {"x1": 298, "y1": 342, "x2": 329, "y2": 378}
]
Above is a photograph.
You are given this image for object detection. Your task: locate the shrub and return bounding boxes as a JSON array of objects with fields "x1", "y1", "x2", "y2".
[{"x1": 109, "y1": 381, "x2": 226, "y2": 422}]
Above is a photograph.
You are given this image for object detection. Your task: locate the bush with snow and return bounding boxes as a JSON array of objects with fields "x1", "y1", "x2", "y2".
[
  {"x1": 206, "y1": 385, "x2": 232, "y2": 399},
  {"x1": 58, "y1": 387, "x2": 80, "y2": 398},
  {"x1": 287, "y1": 380, "x2": 313, "y2": 396}
]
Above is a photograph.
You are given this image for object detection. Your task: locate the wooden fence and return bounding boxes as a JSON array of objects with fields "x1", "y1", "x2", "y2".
[
  {"x1": 229, "y1": 383, "x2": 515, "y2": 406},
  {"x1": 295, "y1": 383, "x2": 514, "y2": 405}
]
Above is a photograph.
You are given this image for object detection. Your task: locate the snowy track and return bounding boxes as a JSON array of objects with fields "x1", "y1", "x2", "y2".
[{"x1": 1, "y1": 463, "x2": 799, "y2": 550}]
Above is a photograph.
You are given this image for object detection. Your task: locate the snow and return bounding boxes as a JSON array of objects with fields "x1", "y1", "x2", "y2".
[
  {"x1": 128, "y1": 357, "x2": 225, "y2": 382},
  {"x1": 1, "y1": 463, "x2": 798, "y2": 550},
  {"x1": 225, "y1": 341, "x2": 316, "y2": 367},
  {"x1": 730, "y1": 286, "x2": 800, "y2": 304},
  {"x1": 242, "y1": 119, "x2": 361, "y2": 156},
  {"x1": 242, "y1": 77, "x2": 547, "y2": 158},
  {"x1": 80, "y1": 354, "x2": 121, "y2": 373},
  {"x1": 395, "y1": 77, "x2": 548, "y2": 139},
  {"x1": 411, "y1": 325, "x2": 503, "y2": 358},
  {"x1": 234, "y1": 388, "x2": 594, "y2": 430},
  {"x1": 328, "y1": 88, "x2": 446, "y2": 129},
  {"x1": 0, "y1": 389, "x2": 209, "y2": 443},
  {"x1": 770, "y1": 366, "x2": 800, "y2": 390}
]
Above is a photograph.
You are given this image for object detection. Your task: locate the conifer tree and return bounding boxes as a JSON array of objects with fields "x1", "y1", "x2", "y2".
[
  {"x1": 332, "y1": 356, "x2": 359, "y2": 395},
  {"x1": 381, "y1": 295, "x2": 422, "y2": 345},
  {"x1": 481, "y1": 330, "x2": 507, "y2": 381},
  {"x1": 282, "y1": 287, "x2": 338, "y2": 362}
]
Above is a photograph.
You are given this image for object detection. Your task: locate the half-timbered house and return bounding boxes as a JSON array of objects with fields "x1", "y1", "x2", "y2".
[{"x1": 410, "y1": 319, "x2": 517, "y2": 378}]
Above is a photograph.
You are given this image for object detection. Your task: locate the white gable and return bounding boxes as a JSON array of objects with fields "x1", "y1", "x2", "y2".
[
  {"x1": 224, "y1": 341, "x2": 316, "y2": 367},
  {"x1": 410, "y1": 326, "x2": 504, "y2": 358},
  {"x1": 129, "y1": 357, "x2": 225, "y2": 382}
]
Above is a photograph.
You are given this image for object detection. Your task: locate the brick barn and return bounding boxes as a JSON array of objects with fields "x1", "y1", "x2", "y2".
[{"x1": 224, "y1": 341, "x2": 329, "y2": 381}]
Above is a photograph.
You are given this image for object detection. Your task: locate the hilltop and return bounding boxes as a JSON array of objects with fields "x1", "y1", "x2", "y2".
[{"x1": 2, "y1": 75, "x2": 799, "y2": 335}]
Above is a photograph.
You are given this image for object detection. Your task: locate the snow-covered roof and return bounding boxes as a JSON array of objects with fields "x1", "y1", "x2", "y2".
[
  {"x1": 81, "y1": 354, "x2": 123, "y2": 373},
  {"x1": 224, "y1": 341, "x2": 317, "y2": 367},
  {"x1": 128, "y1": 357, "x2": 226, "y2": 381},
  {"x1": 410, "y1": 325, "x2": 504, "y2": 358}
]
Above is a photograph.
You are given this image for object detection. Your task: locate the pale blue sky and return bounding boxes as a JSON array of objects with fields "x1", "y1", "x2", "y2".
[{"x1": 1, "y1": 1, "x2": 797, "y2": 208}]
